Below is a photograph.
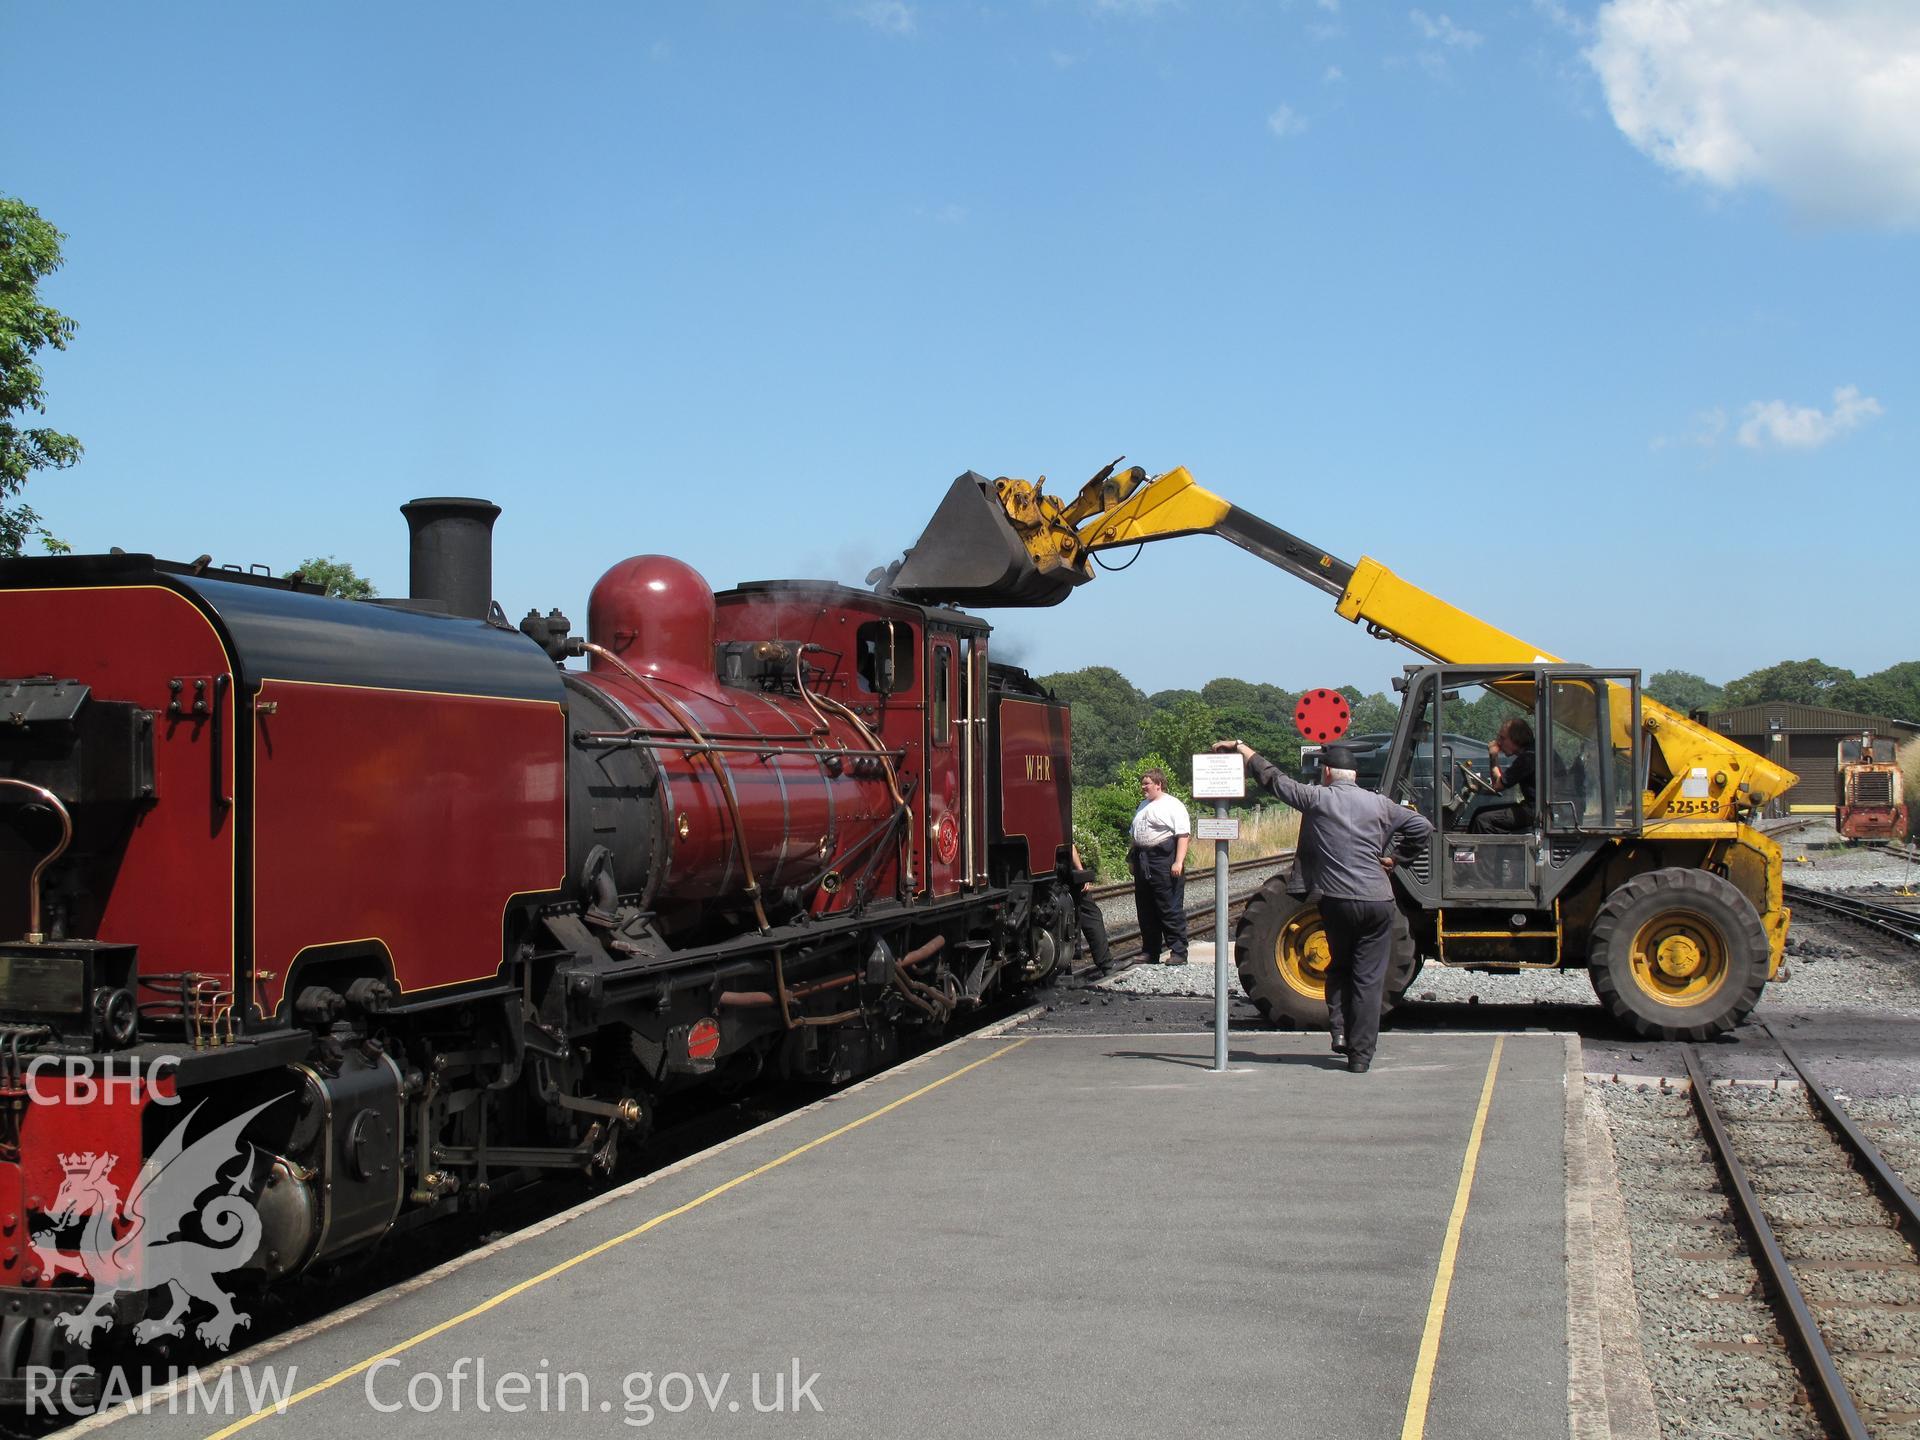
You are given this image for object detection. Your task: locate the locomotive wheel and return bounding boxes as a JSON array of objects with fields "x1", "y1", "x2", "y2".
[
  {"x1": 1234, "y1": 877, "x2": 1418, "y2": 1030},
  {"x1": 1024, "y1": 894, "x2": 1072, "y2": 987},
  {"x1": 1588, "y1": 868, "x2": 1768, "y2": 1040}
]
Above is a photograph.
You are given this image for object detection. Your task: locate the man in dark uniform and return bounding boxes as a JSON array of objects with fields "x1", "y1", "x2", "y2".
[
  {"x1": 1059, "y1": 844, "x2": 1115, "y2": 976},
  {"x1": 1470, "y1": 717, "x2": 1537, "y2": 834},
  {"x1": 1214, "y1": 737, "x2": 1432, "y2": 1073}
]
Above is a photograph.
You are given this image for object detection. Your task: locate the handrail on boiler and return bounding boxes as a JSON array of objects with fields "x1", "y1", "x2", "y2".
[{"x1": 0, "y1": 779, "x2": 73, "y2": 944}]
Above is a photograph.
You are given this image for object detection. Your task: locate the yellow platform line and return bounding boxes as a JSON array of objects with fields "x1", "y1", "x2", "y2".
[
  {"x1": 1400, "y1": 1036, "x2": 1505, "y2": 1440},
  {"x1": 202, "y1": 1037, "x2": 1030, "y2": 1439}
]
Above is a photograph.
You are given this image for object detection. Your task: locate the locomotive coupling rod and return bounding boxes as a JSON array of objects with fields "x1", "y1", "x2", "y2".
[{"x1": 0, "y1": 779, "x2": 73, "y2": 944}]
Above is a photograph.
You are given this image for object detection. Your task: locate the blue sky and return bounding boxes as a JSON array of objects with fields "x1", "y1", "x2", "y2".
[{"x1": 7, "y1": 0, "x2": 1915, "y2": 696}]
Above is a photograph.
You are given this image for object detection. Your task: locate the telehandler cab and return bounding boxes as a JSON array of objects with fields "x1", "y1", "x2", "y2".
[{"x1": 886, "y1": 462, "x2": 1797, "y2": 1039}]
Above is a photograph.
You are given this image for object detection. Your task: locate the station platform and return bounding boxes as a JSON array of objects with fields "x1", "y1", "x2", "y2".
[{"x1": 82, "y1": 1026, "x2": 1578, "y2": 1440}]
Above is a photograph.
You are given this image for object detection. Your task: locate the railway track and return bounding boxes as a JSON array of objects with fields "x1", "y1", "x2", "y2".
[
  {"x1": 1785, "y1": 883, "x2": 1920, "y2": 947},
  {"x1": 1679, "y1": 1021, "x2": 1920, "y2": 1438},
  {"x1": 1761, "y1": 816, "x2": 1824, "y2": 840},
  {"x1": 1083, "y1": 851, "x2": 1291, "y2": 904},
  {"x1": 1078, "y1": 850, "x2": 1293, "y2": 969}
]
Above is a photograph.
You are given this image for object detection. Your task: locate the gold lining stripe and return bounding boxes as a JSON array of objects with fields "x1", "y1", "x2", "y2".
[
  {"x1": 1400, "y1": 1037, "x2": 1505, "y2": 1440},
  {"x1": 256, "y1": 676, "x2": 567, "y2": 707}
]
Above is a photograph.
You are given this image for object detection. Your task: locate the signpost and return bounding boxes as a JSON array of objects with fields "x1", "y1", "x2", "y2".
[{"x1": 1191, "y1": 752, "x2": 1246, "y2": 1072}]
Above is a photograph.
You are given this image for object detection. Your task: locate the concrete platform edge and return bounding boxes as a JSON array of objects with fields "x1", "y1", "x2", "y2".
[
  {"x1": 1565, "y1": 1035, "x2": 1609, "y2": 1440},
  {"x1": 1577, "y1": 1070, "x2": 1663, "y2": 1440}
]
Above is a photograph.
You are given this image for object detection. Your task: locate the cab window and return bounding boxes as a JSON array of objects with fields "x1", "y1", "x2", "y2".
[
  {"x1": 856, "y1": 620, "x2": 915, "y2": 694},
  {"x1": 931, "y1": 644, "x2": 951, "y2": 744}
]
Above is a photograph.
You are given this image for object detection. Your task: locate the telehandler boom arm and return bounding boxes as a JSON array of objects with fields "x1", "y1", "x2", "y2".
[{"x1": 890, "y1": 461, "x2": 1796, "y2": 822}]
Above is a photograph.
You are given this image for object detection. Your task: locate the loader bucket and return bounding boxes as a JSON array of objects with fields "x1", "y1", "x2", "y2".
[{"x1": 885, "y1": 473, "x2": 1087, "y2": 608}]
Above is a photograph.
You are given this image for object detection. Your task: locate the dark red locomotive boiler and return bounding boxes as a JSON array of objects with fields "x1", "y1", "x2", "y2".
[{"x1": 0, "y1": 498, "x2": 1076, "y2": 1395}]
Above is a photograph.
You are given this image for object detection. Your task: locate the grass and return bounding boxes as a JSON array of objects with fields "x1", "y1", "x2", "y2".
[{"x1": 1212, "y1": 804, "x2": 1300, "y2": 861}]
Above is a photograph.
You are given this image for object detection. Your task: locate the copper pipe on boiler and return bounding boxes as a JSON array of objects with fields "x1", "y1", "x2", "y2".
[
  {"x1": 580, "y1": 641, "x2": 771, "y2": 933},
  {"x1": 579, "y1": 724, "x2": 849, "y2": 745},
  {"x1": 797, "y1": 646, "x2": 915, "y2": 896},
  {"x1": 798, "y1": 647, "x2": 908, "y2": 813},
  {"x1": 790, "y1": 650, "x2": 835, "y2": 739},
  {"x1": 577, "y1": 734, "x2": 905, "y2": 762},
  {"x1": 0, "y1": 779, "x2": 73, "y2": 944}
]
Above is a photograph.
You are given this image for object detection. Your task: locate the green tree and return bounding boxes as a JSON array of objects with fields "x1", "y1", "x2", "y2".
[
  {"x1": 1646, "y1": 669, "x2": 1725, "y2": 715},
  {"x1": 1346, "y1": 690, "x2": 1399, "y2": 738},
  {"x1": 1723, "y1": 659, "x2": 1855, "y2": 708},
  {"x1": 0, "y1": 197, "x2": 80, "y2": 556},
  {"x1": 286, "y1": 556, "x2": 378, "y2": 600},
  {"x1": 289, "y1": 556, "x2": 378, "y2": 599},
  {"x1": 1143, "y1": 696, "x2": 1225, "y2": 773},
  {"x1": 1446, "y1": 689, "x2": 1511, "y2": 742},
  {"x1": 1037, "y1": 665, "x2": 1148, "y2": 786},
  {"x1": 1834, "y1": 662, "x2": 1920, "y2": 723},
  {"x1": 1146, "y1": 687, "x2": 1200, "y2": 710},
  {"x1": 1200, "y1": 676, "x2": 1300, "y2": 767}
]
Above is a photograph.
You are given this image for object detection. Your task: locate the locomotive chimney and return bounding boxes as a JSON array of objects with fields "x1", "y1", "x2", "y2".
[{"x1": 400, "y1": 497, "x2": 500, "y2": 620}]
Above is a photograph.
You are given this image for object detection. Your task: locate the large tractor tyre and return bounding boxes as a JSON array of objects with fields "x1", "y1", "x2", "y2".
[
  {"x1": 1234, "y1": 878, "x2": 1418, "y2": 1030},
  {"x1": 1588, "y1": 868, "x2": 1769, "y2": 1040}
]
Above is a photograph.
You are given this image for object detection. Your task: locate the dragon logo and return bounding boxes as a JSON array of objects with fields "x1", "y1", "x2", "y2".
[{"x1": 31, "y1": 1095, "x2": 285, "y2": 1350}]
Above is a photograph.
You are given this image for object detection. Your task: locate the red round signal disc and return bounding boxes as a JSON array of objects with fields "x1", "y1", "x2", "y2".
[
  {"x1": 687, "y1": 1017, "x2": 722, "y2": 1062},
  {"x1": 1293, "y1": 688, "x2": 1351, "y2": 742}
]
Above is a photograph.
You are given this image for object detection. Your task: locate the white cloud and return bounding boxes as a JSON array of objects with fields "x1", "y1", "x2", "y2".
[
  {"x1": 1268, "y1": 103, "x2": 1308, "y2": 138},
  {"x1": 1324, "y1": 64, "x2": 1345, "y2": 83},
  {"x1": 1588, "y1": 1, "x2": 1920, "y2": 227},
  {"x1": 851, "y1": 1, "x2": 914, "y2": 35},
  {"x1": 1317, "y1": 0, "x2": 1341, "y2": 10},
  {"x1": 1737, "y1": 386, "x2": 1884, "y2": 450},
  {"x1": 1090, "y1": 0, "x2": 1180, "y2": 14},
  {"x1": 1410, "y1": 9, "x2": 1483, "y2": 49}
]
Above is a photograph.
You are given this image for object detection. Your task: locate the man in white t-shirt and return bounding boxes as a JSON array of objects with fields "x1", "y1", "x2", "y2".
[{"x1": 1128, "y1": 768, "x2": 1191, "y2": 965}]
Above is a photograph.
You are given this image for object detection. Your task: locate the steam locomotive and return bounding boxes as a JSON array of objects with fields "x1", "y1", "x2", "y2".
[{"x1": 0, "y1": 498, "x2": 1076, "y2": 1398}]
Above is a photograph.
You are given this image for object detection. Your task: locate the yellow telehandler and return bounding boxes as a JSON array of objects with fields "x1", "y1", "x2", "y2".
[{"x1": 887, "y1": 462, "x2": 1796, "y2": 1039}]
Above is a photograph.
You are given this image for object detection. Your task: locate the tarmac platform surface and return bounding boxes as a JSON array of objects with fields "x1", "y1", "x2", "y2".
[{"x1": 81, "y1": 1026, "x2": 1574, "y2": 1440}]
